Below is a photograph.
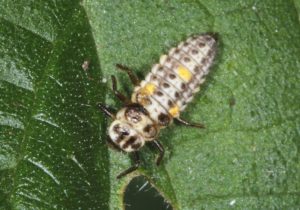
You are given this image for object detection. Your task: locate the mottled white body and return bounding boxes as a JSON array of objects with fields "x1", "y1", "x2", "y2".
[{"x1": 109, "y1": 34, "x2": 217, "y2": 152}]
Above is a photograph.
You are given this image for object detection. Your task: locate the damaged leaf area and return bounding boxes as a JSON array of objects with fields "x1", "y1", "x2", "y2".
[{"x1": 1, "y1": 0, "x2": 300, "y2": 210}]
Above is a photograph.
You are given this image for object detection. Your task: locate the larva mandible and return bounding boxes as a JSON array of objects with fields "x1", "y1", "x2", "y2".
[{"x1": 99, "y1": 33, "x2": 218, "y2": 179}]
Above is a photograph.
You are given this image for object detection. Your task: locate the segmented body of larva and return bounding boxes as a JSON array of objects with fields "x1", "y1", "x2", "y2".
[{"x1": 99, "y1": 33, "x2": 217, "y2": 178}]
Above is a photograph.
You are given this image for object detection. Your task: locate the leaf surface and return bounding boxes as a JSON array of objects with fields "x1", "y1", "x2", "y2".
[
  {"x1": 0, "y1": 1, "x2": 108, "y2": 209},
  {"x1": 84, "y1": 0, "x2": 300, "y2": 209}
]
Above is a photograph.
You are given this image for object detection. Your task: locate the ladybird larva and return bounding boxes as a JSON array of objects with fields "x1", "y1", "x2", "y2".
[{"x1": 99, "y1": 33, "x2": 217, "y2": 179}]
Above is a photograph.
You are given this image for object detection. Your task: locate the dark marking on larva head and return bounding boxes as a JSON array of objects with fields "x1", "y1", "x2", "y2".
[
  {"x1": 125, "y1": 108, "x2": 142, "y2": 123},
  {"x1": 183, "y1": 42, "x2": 189, "y2": 46},
  {"x1": 109, "y1": 124, "x2": 130, "y2": 147},
  {"x1": 175, "y1": 91, "x2": 180, "y2": 98},
  {"x1": 109, "y1": 119, "x2": 146, "y2": 153},
  {"x1": 112, "y1": 124, "x2": 129, "y2": 143},
  {"x1": 181, "y1": 83, "x2": 187, "y2": 90},
  {"x1": 125, "y1": 103, "x2": 149, "y2": 123},
  {"x1": 158, "y1": 66, "x2": 164, "y2": 71},
  {"x1": 158, "y1": 113, "x2": 171, "y2": 126},
  {"x1": 166, "y1": 57, "x2": 171, "y2": 62},
  {"x1": 122, "y1": 136, "x2": 137, "y2": 149},
  {"x1": 113, "y1": 124, "x2": 120, "y2": 133},
  {"x1": 168, "y1": 100, "x2": 173, "y2": 106},
  {"x1": 174, "y1": 48, "x2": 180, "y2": 54}
]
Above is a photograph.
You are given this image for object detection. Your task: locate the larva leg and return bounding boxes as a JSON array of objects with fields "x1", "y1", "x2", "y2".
[
  {"x1": 111, "y1": 75, "x2": 130, "y2": 104},
  {"x1": 174, "y1": 117, "x2": 205, "y2": 129},
  {"x1": 152, "y1": 140, "x2": 165, "y2": 166},
  {"x1": 117, "y1": 152, "x2": 140, "y2": 179},
  {"x1": 97, "y1": 103, "x2": 115, "y2": 119},
  {"x1": 116, "y1": 64, "x2": 140, "y2": 86}
]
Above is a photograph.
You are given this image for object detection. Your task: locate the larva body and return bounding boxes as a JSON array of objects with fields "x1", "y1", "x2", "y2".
[
  {"x1": 104, "y1": 34, "x2": 217, "y2": 178},
  {"x1": 132, "y1": 34, "x2": 217, "y2": 127}
]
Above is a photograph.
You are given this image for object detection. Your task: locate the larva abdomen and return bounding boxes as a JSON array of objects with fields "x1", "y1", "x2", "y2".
[{"x1": 132, "y1": 34, "x2": 217, "y2": 125}]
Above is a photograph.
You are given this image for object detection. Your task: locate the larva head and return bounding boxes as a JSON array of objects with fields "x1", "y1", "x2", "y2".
[{"x1": 108, "y1": 103, "x2": 158, "y2": 152}]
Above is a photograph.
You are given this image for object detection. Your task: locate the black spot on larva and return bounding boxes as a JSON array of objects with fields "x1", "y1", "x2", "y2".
[
  {"x1": 194, "y1": 65, "x2": 202, "y2": 73},
  {"x1": 183, "y1": 42, "x2": 189, "y2": 46},
  {"x1": 151, "y1": 75, "x2": 158, "y2": 80},
  {"x1": 201, "y1": 58, "x2": 208, "y2": 65},
  {"x1": 113, "y1": 125, "x2": 130, "y2": 143},
  {"x1": 208, "y1": 50, "x2": 214, "y2": 57},
  {"x1": 198, "y1": 42, "x2": 205, "y2": 48},
  {"x1": 158, "y1": 66, "x2": 164, "y2": 71},
  {"x1": 163, "y1": 82, "x2": 170, "y2": 88},
  {"x1": 113, "y1": 124, "x2": 129, "y2": 139},
  {"x1": 184, "y1": 57, "x2": 191, "y2": 62},
  {"x1": 168, "y1": 100, "x2": 173, "y2": 106},
  {"x1": 181, "y1": 83, "x2": 187, "y2": 90},
  {"x1": 113, "y1": 124, "x2": 120, "y2": 133},
  {"x1": 156, "y1": 91, "x2": 163, "y2": 96},
  {"x1": 175, "y1": 92, "x2": 180, "y2": 98},
  {"x1": 188, "y1": 77, "x2": 195, "y2": 85},
  {"x1": 205, "y1": 36, "x2": 212, "y2": 41},
  {"x1": 158, "y1": 113, "x2": 170, "y2": 126},
  {"x1": 143, "y1": 124, "x2": 157, "y2": 137},
  {"x1": 169, "y1": 74, "x2": 176, "y2": 79},
  {"x1": 174, "y1": 49, "x2": 180, "y2": 54},
  {"x1": 192, "y1": 49, "x2": 198, "y2": 54},
  {"x1": 143, "y1": 124, "x2": 152, "y2": 133},
  {"x1": 131, "y1": 143, "x2": 142, "y2": 150},
  {"x1": 166, "y1": 57, "x2": 171, "y2": 62},
  {"x1": 122, "y1": 136, "x2": 137, "y2": 149}
]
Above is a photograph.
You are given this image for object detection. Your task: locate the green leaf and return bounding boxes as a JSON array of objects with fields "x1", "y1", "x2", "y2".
[
  {"x1": 0, "y1": 1, "x2": 108, "y2": 209},
  {"x1": 84, "y1": 0, "x2": 300, "y2": 209},
  {"x1": 1, "y1": 0, "x2": 300, "y2": 210}
]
